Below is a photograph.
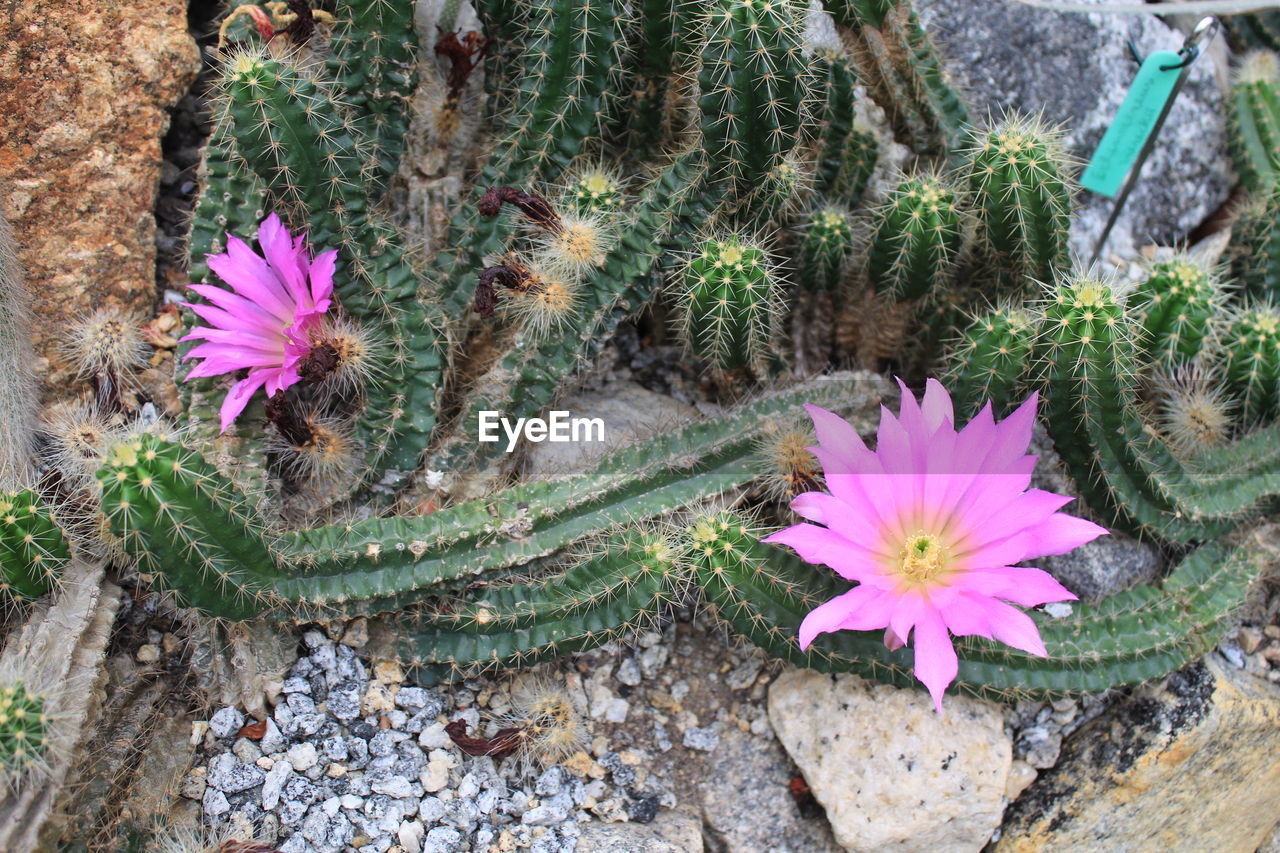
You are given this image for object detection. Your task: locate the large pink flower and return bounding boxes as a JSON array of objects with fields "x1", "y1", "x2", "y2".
[
  {"x1": 763, "y1": 379, "x2": 1107, "y2": 712},
  {"x1": 181, "y1": 213, "x2": 335, "y2": 432}
]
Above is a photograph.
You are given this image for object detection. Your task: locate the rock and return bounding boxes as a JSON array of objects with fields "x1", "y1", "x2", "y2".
[
  {"x1": 209, "y1": 706, "x2": 246, "y2": 739},
  {"x1": 768, "y1": 668, "x2": 1011, "y2": 853},
  {"x1": 287, "y1": 742, "x2": 319, "y2": 773},
  {"x1": 914, "y1": 0, "x2": 1230, "y2": 261},
  {"x1": 422, "y1": 760, "x2": 450, "y2": 793},
  {"x1": 681, "y1": 726, "x2": 719, "y2": 753},
  {"x1": 1039, "y1": 532, "x2": 1163, "y2": 603},
  {"x1": 524, "y1": 381, "x2": 700, "y2": 478},
  {"x1": 576, "y1": 809, "x2": 705, "y2": 852},
  {"x1": 997, "y1": 656, "x2": 1280, "y2": 853},
  {"x1": 700, "y1": 725, "x2": 843, "y2": 853},
  {"x1": 0, "y1": 1, "x2": 198, "y2": 373},
  {"x1": 207, "y1": 754, "x2": 266, "y2": 794}
]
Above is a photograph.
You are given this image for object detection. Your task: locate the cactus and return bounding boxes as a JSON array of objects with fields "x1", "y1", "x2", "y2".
[
  {"x1": 0, "y1": 679, "x2": 52, "y2": 785},
  {"x1": 823, "y1": 0, "x2": 968, "y2": 157},
  {"x1": 0, "y1": 490, "x2": 70, "y2": 603},
  {"x1": 1219, "y1": 303, "x2": 1280, "y2": 424},
  {"x1": 1230, "y1": 50, "x2": 1280, "y2": 192},
  {"x1": 133, "y1": 0, "x2": 1279, "y2": 711},
  {"x1": 963, "y1": 116, "x2": 1071, "y2": 291},
  {"x1": 1130, "y1": 256, "x2": 1223, "y2": 368},
  {"x1": 945, "y1": 305, "x2": 1034, "y2": 417},
  {"x1": 98, "y1": 378, "x2": 868, "y2": 620},
  {"x1": 866, "y1": 173, "x2": 963, "y2": 300},
  {"x1": 678, "y1": 235, "x2": 782, "y2": 371},
  {"x1": 798, "y1": 206, "x2": 856, "y2": 293},
  {"x1": 1228, "y1": 189, "x2": 1280, "y2": 303},
  {"x1": 942, "y1": 276, "x2": 1280, "y2": 543},
  {"x1": 689, "y1": 510, "x2": 1261, "y2": 701},
  {"x1": 812, "y1": 51, "x2": 879, "y2": 203}
]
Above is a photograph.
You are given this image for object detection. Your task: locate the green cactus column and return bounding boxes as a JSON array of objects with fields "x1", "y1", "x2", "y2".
[
  {"x1": 0, "y1": 490, "x2": 70, "y2": 602},
  {"x1": 867, "y1": 174, "x2": 963, "y2": 300},
  {"x1": 1130, "y1": 257, "x2": 1221, "y2": 368},
  {"x1": 697, "y1": 0, "x2": 809, "y2": 207},
  {"x1": 679, "y1": 236, "x2": 781, "y2": 372},
  {"x1": 812, "y1": 50, "x2": 879, "y2": 204},
  {"x1": 945, "y1": 306, "x2": 1034, "y2": 417},
  {"x1": 1220, "y1": 304, "x2": 1280, "y2": 423},
  {"x1": 823, "y1": 0, "x2": 968, "y2": 157},
  {"x1": 0, "y1": 680, "x2": 52, "y2": 785},
  {"x1": 798, "y1": 207, "x2": 856, "y2": 293},
  {"x1": 1230, "y1": 50, "x2": 1280, "y2": 192},
  {"x1": 964, "y1": 116, "x2": 1071, "y2": 292},
  {"x1": 1229, "y1": 189, "x2": 1280, "y2": 303}
]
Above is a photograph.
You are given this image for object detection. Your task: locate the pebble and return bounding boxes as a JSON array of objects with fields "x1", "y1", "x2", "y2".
[
  {"x1": 209, "y1": 706, "x2": 246, "y2": 739},
  {"x1": 682, "y1": 725, "x2": 720, "y2": 752},
  {"x1": 287, "y1": 742, "x2": 319, "y2": 772}
]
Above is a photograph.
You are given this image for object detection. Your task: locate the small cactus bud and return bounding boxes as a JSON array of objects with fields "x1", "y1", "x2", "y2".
[
  {"x1": 1219, "y1": 302, "x2": 1280, "y2": 423},
  {"x1": 1131, "y1": 256, "x2": 1223, "y2": 368},
  {"x1": 867, "y1": 174, "x2": 963, "y2": 300},
  {"x1": 679, "y1": 236, "x2": 781, "y2": 372},
  {"x1": 798, "y1": 206, "x2": 855, "y2": 293}
]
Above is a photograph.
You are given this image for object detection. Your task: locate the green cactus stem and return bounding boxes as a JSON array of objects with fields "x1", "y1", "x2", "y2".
[
  {"x1": 0, "y1": 490, "x2": 70, "y2": 603},
  {"x1": 945, "y1": 305, "x2": 1034, "y2": 417},
  {"x1": 1229, "y1": 50, "x2": 1280, "y2": 193},
  {"x1": 1130, "y1": 257, "x2": 1222, "y2": 368},
  {"x1": 1220, "y1": 303, "x2": 1280, "y2": 423},
  {"x1": 798, "y1": 207, "x2": 856, "y2": 294},
  {"x1": 866, "y1": 174, "x2": 963, "y2": 300},
  {"x1": 689, "y1": 511, "x2": 1262, "y2": 701}
]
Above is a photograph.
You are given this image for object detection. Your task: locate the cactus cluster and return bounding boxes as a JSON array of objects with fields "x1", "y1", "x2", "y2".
[{"x1": 0, "y1": 0, "x2": 1262, "y2": 727}]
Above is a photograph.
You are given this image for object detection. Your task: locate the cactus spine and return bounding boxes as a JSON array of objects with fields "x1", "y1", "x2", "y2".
[
  {"x1": 798, "y1": 207, "x2": 856, "y2": 293},
  {"x1": 0, "y1": 213, "x2": 36, "y2": 491}
]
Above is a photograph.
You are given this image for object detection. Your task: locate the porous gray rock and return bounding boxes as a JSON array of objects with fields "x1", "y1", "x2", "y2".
[
  {"x1": 699, "y1": 725, "x2": 843, "y2": 853},
  {"x1": 1039, "y1": 531, "x2": 1163, "y2": 602},
  {"x1": 576, "y1": 809, "x2": 706, "y2": 852},
  {"x1": 768, "y1": 667, "x2": 1011, "y2": 853},
  {"x1": 915, "y1": 0, "x2": 1231, "y2": 261}
]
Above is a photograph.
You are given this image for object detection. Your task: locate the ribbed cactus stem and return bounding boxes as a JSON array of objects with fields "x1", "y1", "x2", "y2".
[
  {"x1": 0, "y1": 680, "x2": 52, "y2": 785},
  {"x1": 945, "y1": 306, "x2": 1034, "y2": 417},
  {"x1": 689, "y1": 511, "x2": 1261, "y2": 701},
  {"x1": 811, "y1": 51, "x2": 877, "y2": 203},
  {"x1": 866, "y1": 174, "x2": 963, "y2": 300},
  {"x1": 679, "y1": 235, "x2": 781, "y2": 371},
  {"x1": 1230, "y1": 50, "x2": 1280, "y2": 192},
  {"x1": 398, "y1": 526, "x2": 684, "y2": 679},
  {"x1": 697, "y1": 0, "x2": 809, "y2": 203},
  {"x1": 1220, "y1": 303, "x2": 1280, "y2": 423},
  {"x1": 325, "y1": 0, "x2": 419, "y2": 194},
  {"x1": 964, "y1": 115, "x2": 1071, "y2": 291},
  {"x1": 1131, "y1": 257, "x2": 1221, "y2": 368},
  {"x1": 0, "y1": 490, "x2": 70, "y2": 602},
  {"x1": 798, "y1": 207, "x2": 855, "y2": 293},
  {"x1": 1228, "y1": 189, "x2": 1280, "y2": 303},
  {"x1": 823, "y1": 0, "x2": 968, "y2": 157}
]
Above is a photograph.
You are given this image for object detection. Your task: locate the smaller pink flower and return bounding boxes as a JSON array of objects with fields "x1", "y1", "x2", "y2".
[
  {"x1": 181, "y1": 213, "x2": 336, "y2": 432},
  {"x1": 763, "y1": 379, "x2": 1108, "y2": 712}
]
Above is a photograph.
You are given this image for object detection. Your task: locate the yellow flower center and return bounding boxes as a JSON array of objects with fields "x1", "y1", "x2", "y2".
[{"x1": 898, "y1": 534, "x2": 948, "y2": 585}]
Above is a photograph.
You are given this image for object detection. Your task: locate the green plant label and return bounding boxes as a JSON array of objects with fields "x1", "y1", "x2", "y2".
[{"x1": 1082, "y1": 50, "x2": 1183, "y2": 198}]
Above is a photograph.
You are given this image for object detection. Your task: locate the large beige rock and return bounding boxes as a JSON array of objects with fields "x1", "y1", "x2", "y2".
[
  {"x1": 768, "y1": 667, "x2": 1011, "y2": 853},
  {"x1": 997, "y1": 656, "x2": 1280, "y2": 853},
  {"x1": 0, "y1": 1, "x2": 198, "y2": 373}
]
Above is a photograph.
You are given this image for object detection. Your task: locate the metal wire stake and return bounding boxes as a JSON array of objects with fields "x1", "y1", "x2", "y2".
[{"x1": 1088, "y1": 16, "x2": 1220, "y2": 268}]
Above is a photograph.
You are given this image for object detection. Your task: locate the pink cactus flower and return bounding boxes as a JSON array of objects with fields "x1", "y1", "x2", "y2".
[
  {"x1": 181, "y1": 213, "x2": 335, "y2": 432},
  {"x1": 763, "y1": 379, "x2": 1107, "y2": 712}
]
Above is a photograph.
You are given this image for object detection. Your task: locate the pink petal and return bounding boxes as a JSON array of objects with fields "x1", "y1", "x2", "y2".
[
  {"x1": 798, "y1": 584, "x2": 894, "y2": 649},
  {"x1": 762, "y1": 524, "x2": 892, "y2": 587},
  {"x1": 888, "y1": 588, "x2": 927, "y2": 647},
  {"x1": 1019, "y1": 513, "x2": 1109, "y2": 558},
  {"x1": 308, "y1": 248, "x2": 338, "y2": 308},
  {"x1": 257, "y1": 213, "x2": 309, "y2": 305},
  {"x1": 957, "y1": 566, "x2": 1077, "y2": 607},
  {"x1": 953, "y1": 489, "x2": 1076, "y2": 556},
  {"x1": 982, "y1": 598, "x2": 1048, "y2": 657},
  {"x1": 218, "y1": 374, "x2": 267, "y2": 433},
  {"x1": 790, "y1": 491, "x2": 890, "y2": 551},
  {"x1": 920, "y1": 378, "x2": 954, "y2": 432},
  {"x1": 910, "y1": 606, "x2": 958, "y2": 713},
  {"x1": 936, "y1": 590, "x2": 995, "y2": 639}
]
